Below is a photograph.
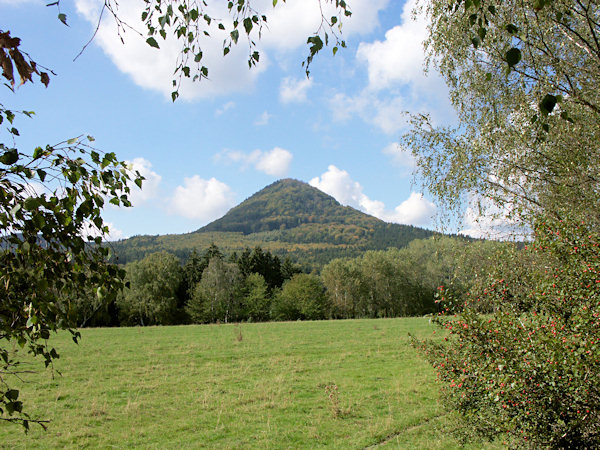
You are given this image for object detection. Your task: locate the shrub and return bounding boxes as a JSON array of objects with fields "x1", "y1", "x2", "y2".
[
  {"x1": 271, "y1": 274, "x2": 329, "y2": 321},
  {"x1": 415, "y1": 218, "x2": 600, "y2": 448}
]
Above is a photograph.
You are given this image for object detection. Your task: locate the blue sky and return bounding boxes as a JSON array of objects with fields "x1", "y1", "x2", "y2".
[{"x1": 3, "y1": 0, "x2": 479, "y2": 239}]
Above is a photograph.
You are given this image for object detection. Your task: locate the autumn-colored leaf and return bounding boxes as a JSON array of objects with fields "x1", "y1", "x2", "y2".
[
  {"x1": 40, "y1": 72, "x2": 50, "y2": 87},
  {"x1": 0, "y1": 49, "x2": 14, "y2": 86}
]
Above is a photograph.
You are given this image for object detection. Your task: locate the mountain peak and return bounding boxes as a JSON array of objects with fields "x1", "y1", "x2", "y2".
[{"x1": 198, "y1": 178, "x2": 381, "y2": 234}]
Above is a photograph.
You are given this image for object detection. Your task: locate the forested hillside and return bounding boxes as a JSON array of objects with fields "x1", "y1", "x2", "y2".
[{"x1": 110, "y1": 179, "x2": 440, "y2": 268}]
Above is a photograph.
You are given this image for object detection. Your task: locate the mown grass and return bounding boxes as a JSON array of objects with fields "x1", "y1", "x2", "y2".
[{"x1": 0, "y1": 318, "x2": 497, "y2": 448}]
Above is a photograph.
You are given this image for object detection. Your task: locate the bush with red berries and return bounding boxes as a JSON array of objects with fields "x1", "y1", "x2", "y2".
[{"x1": 415, "y1": 218, "x2": 600, "y2": 448}]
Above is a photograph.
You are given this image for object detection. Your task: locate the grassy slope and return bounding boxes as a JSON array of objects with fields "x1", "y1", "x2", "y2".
[{"x1": 0, "y1": 318, "x2": 497, "y2": 448}]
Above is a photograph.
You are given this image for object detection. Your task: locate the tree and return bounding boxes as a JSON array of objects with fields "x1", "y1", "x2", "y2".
[
  {"x1": 186, "y1": 257, "x2": 244, "y2": 323},
  {"x1": 407, "y1": 0, "x2": 600, "y2": 446},
  {"x1": 181, "y1": 249, "x2": 204, "y2": 296},
  {"x1": 321, "y1": 258, "x2": 365, "y2": 319},
  {"x1": 242, "y1": 273, "x2": 271, "y2": 322},
  {"x1": 0, "y1": 32, "x2": 141, "y2": 429},
  {"x1": 117, "y1": 251, "x2": 183, "y2": 326},
  {"x1": 272, "y1": 273, "x2": 329, "y2": 321},
  {"x1": 403, "y1": 0, "x2": 600, "y2": 231},
  {"x1": 281, "y1": 256, "x2": 302, "y2": 281}
]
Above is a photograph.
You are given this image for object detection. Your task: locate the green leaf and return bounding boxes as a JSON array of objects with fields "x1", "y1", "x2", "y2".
[
  {"x1": 243, "y1": 17, "x2": 253, "y2": 34},
  {"x1": 505, "y1": 24, "x2": 519, "y2": 34},
  {"x1": 230, "y1": 29, "x2": 239, "y2": 44},
  {"x1": 478, "y1": 27, "x2": 486, "y2": 41},
  {"x1": 505, "y1": 48, "x2": 521, "y2": 67},
  {"x1": 146, "y1": 37, "x2": 160, "y2": 49},
  {"x1": 539, "y1": 94, "x2": 557, "y2": 115},
  {"x1": 58, "y1": 13, "x2": 68, "y2": 26},
  {"x1": 24, "y1": 197, "x2": 40, "y2": 211},
  {"x1": 5, "y1": 389, "x2": 19, "y2": 401},
  {"x1": 26, "y1": 315, "x2": 38, "y2": 327},
  {"x1": 0, "y1": 149, "x2": 19, "y2": 165}
]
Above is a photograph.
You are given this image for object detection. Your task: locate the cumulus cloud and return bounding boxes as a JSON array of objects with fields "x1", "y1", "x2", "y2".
[
  {"x1": 82, "y1": 220, "x2": 125, "y2": 241},
  {"x1": 260, "y1": 0, "x2": 390, "y2": 50},
  {"x1": 310, "y1": 165, "x2": 435, "y2": 226},
  {"x1": 75, "y1": 0, "x2": 389, "y2": 100},
  {"x1": 126, "y1": 157, "x2": 162, "y2": 206},
  {"x1": 329, "y1": 0, "x2": 454, "y2": 133},
  {"x1": 382, "y1": 142, "x2": 416, "y2": 170},
  {"x1": 329, "y1": 91, "x2": 410, "y2": 135},
  {"x1": 356, "y1": 0, "x2": 432, "y2": 92},
  {"x1": 460, "y1": 193, "x2": 530, "y2": 240},
  {"x1": 255, "y1": 147, "x2": 293, "y2": 176},
  {"x1": 279, "y1": 77, "x2": 313, "y2": 104},
  {"x1": 388, "y1": 192, "x2": 436, "y2": 226},
  {"x1": 75, "y1": 1, "x2": 267, "y2": 100},
  {"x1": 169, "y1": 176, "x2": 235, "y2": 221},
  {"x1": 215, "y1": 147, "x2": 292, "y2": 177}
]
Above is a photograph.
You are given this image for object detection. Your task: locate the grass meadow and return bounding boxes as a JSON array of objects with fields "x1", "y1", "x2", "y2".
[{"x1": 0, "y1": 318, "x2": 497, "y2": 448}]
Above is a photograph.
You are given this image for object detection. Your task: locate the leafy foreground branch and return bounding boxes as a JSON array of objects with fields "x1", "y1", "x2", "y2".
[
  {"x1": 414, "y1": 218, "x2": 600, "y2": 448},
  {"x1": 1, "y1": 30, "x2": 143, "y2": 429},
  {"x1": 0, "y1": 134, "x2": 142, "y2": 430}
]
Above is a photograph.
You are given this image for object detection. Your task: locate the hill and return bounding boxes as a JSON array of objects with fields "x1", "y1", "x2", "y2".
[
  {"x1": 200, "y1": 178, "x2": 380, "y2": 233},
  {"x1": 110, "y1": 179, "x2": 439, "y2": 269}
]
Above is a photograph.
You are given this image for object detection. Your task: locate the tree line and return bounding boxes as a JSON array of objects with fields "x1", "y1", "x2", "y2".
[{"x1": 71, "y1": 237, "x2": 504, "y2": 327}]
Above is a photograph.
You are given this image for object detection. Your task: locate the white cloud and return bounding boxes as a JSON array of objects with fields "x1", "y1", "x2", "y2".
[
  {"x1": 215, "y1": 147, "x2": 292, "y2": 177},
  {"x1": 82, "y1": 220, "x2": 124, "y2": 242},
  {"x1": 371, "y1": 96, "x2": 409, "y2": 135},
  {"x1": 215, "y1": 101, "x2": 235, "y2": 116},
  {"x1": 169, "y1": 176, "x2": 235, "y2": 221},
  {"x1": 126, "y1": 157, "x2": 161, "y2": 206},
  {"x1": 279, "y1": 77, "x2": 312, "y2": 104},
  {"x1": 387, "y1": 192, "x2": 436, "y2": 226},
  {"x1": 260, "y1": 0, "x2": 390, "y2": 50},
  {"x1": 310, "y1": 165, "x2": 435, "y2": 226},
  {"x1": 254, "y1": 111, "x2": 272, "y2": 126},
  {"x1": 328, "y1": 0, "x2": 455, "y2": 134},
  {"x1": 75, "y1": 1, "x2": 267, "y2": 100},
  {"x1": 74, "y1": 0, "x2": 389, "y2": 100},
  {"x1": 329, "y1": 91, "x2": 409, "y2": 135},
  {"x1": 255, "y1": 147, "x2": 293, "y2": 176},
  {"x1": 382, "y1": 142, "x2": 415, "y2": 170},
  {"x1": 356, "y1": 0, "x2": 431, "y2": 92},
  {"x1": 460, "y1": 192, "x2": 530, "y2": 240}
]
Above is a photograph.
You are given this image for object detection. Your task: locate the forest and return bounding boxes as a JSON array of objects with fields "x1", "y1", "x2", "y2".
[{"x1": 74, "y1": 236, "x2": 504, "y2": 327}]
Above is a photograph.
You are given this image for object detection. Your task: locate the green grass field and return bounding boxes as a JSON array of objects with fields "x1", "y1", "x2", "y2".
[{"x1": 0, "y1": 318, "x2": 496, "y2": 448}]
